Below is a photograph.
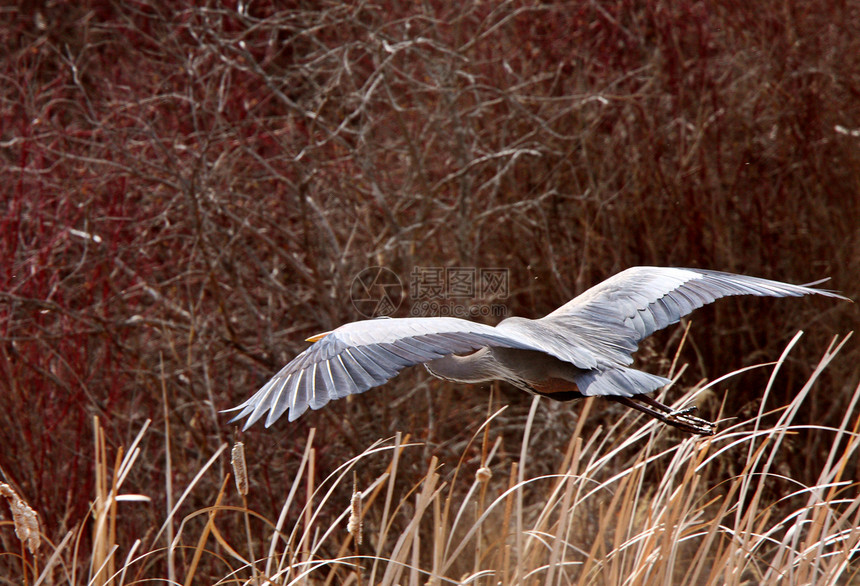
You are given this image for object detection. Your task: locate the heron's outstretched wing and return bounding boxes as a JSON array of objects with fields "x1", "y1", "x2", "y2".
[
  {"x1": 227, "y1": 317, "x2": 537, "y2": 429},
  {"x1": 516, "y1": 267, "x2": 848, "y2": 368}
]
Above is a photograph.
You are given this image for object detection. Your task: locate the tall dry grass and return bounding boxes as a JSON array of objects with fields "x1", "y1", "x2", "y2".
[{"x1": 3, "y1": 333, "x2": 857, "y2": 584}]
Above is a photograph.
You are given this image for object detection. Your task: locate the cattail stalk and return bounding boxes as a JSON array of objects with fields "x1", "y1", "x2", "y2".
[
  {"x1": 1, "y1": 483, "x2": 40, "y2": 554},
  {"x1": 231, "y1": 442, "x2": 249, "y2": 496}
]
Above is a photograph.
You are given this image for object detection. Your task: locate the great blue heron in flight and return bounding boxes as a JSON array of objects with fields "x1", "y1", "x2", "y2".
[{"x1": 228, "y1": 267, "x2": 847, "y2": 435}]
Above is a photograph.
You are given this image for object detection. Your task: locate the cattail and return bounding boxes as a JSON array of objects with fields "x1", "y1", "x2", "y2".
[
  {"x1": 475, "y1": 466, "x2": 492, "y2": 483},
  {"x1": 231, "y1": 442, "x2": 249, "y2": 496},
  {"x1": 1, "y1": 483, "x2": 40, "y2": 553},
  {"x1": 347, "y1": 475, "x2": 362, "y2": 545}
]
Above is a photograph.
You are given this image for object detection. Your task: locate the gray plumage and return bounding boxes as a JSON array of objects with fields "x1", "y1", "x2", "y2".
[{"x1": 227, "y1": 267, "x2": 847, "y2": 434}]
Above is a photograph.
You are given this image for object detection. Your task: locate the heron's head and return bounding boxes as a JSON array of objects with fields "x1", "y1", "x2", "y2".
[{"x1": 305, "y1": 331, "x2": 331, "y2": 343}]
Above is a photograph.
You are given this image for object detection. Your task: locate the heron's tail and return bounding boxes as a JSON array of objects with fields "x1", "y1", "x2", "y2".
[{"x1": 575, "y1": 367, "x2": 672, "y2": 398}]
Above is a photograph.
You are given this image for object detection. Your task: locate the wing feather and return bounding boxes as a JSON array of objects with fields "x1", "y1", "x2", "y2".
[
  {"x1": 326, "y1": 357, "x2": 354, "y2": 400},
  {"x1": 341, "y1": 348, "x2": 386, "y2": 386},
  {"x1": 262, "y1": 374, "x2": 295, "y2": 426},
  {"x1": 344, "y1": 346, "x2": 397, "y2": 380}
]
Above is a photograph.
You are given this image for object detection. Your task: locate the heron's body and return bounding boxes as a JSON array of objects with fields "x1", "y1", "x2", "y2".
[
  {"x1": 228, "y1": 267, "x2": 848, "y2": 434},
  {"x1": 426, "y1": 347, "x2": 589, "y2": 398}
]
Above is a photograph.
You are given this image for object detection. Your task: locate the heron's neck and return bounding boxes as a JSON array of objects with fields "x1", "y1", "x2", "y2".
[{"x1": 424, "y1": 350, "x2": 497, "y2": 384}]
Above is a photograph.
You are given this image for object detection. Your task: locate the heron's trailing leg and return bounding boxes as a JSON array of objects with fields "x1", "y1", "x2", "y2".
[
  {"x1": 637, "y1": 394, "x2": 703, "y2": 419},
  {"x1": 610, "y1": 395, "x2": 715, "y2": 435}
]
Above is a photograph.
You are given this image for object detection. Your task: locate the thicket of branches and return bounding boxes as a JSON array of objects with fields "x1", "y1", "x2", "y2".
[{"x1": 1, "y1": 1, "x2": 858, "y2": 579}]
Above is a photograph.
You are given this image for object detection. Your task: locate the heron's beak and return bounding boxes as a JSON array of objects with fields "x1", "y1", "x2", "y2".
[{"x1": 305, "y1": 331, "x2": 331, "y2": 343}]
